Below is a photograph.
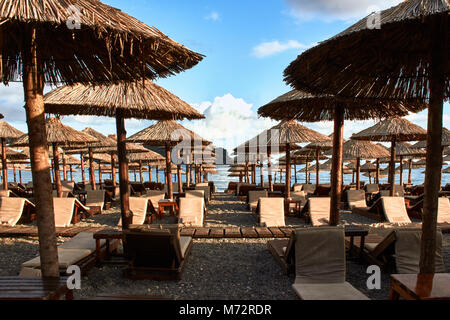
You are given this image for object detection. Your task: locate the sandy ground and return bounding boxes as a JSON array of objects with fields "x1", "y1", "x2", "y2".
[{"x1": 0, "y1": 193, "x2": 449, "y2": 300}]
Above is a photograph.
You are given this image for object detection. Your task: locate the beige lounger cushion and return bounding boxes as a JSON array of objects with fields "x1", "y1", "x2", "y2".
[
  {"x1": 365, "y1": 184, "x2": 379, "y2": 194},
  {"x1": 302, "y1": 184, "x2": 316, "y2": 194},
  {"x1": 53, "y1": 198, "x2": 77, "y2": 227},
  {"x1": 248, "y1": 190, "x2": 268, "y2": 211},
  {"x1": 22, "y1": 248, "x2": 93, "y2": 270},
  {"x1": 347, "y1": 190, "x2": 366, "y2": 209},
  {"x1": 59, "y1": 232, "x2": 105, "y2": 251},
  {"x1": 308, "y1": 197, "x2": 330, "y2": 227},
  {"x1": 293, "y1": 185, "x2": 303, "y2": 192},
  {"x1": 186, "y1": 190, "x2": 205, "y2": 199},
  {"x1": 52, "y1": 190, "x2": 72, "y2": 198},
  {"x1": 19, "y1": 267, "x2": 42, "y2": 277},
  {"x1": 195, "y1": 186, "x2": 210, "y2": 202},
  {"x1": 180, "y1": 236, "x2": 193, "y2": 259},
  {"x1": 438, "y1": 197, "x2": 450, "y2": 223},
  {"x1": 292, "y1": 282, "x2": 370, "y2": 300},
  {"x1": 85, "y1": 190, "x2": 105, "y2": 211},
  {"x1": 179, "y1": 198, "x2": 204, "y2": 227},
  {"x1": 146, "y1": 191, "x2": 165, "y2": 209},
  {"x1": 0, "y1": 197, "x2": 34, "y2": 226},
  {"x1": 380, "y1": 197, "x2": 411, "y2": 224},
  {"x1": 61, "y1": 181, "x2": 75, "y2": 192},
  {"x1": 258, "y1": 197, "x2": 285, "y2": 227},
  {"x1": 395, "y1": 228, "x2": 445, "y2": 274},
  {"x1": 0, "y1": 190, "x2": 11, "y2": 197},
  {"x1": 129, "y1": 197, "x2": 149, "y2": 225},
  {"x1": 380, "y1": 185, "x2": 405, "y2": 197}
]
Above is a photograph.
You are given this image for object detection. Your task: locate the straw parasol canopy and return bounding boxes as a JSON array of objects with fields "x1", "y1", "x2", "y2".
[
  {"x1": 283, "y1": 0, "x2": 449, "y2": 273},
  {"x1": 412, "y1": 128, "x2": 450, "y2": 149},
  {"x1": 45, "y1": 81, "x2": 205, "y2": 120},
  {"x1": 0, "y1": 121, "x2": 24, "y2": 190}
]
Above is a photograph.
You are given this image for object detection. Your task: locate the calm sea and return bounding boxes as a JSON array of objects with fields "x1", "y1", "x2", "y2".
[{"x1": 9, "y1": 164, "x2": 450, "y2": 193}]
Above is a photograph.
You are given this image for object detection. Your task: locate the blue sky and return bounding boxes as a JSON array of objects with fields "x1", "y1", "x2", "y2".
[{"x1": 1, "y1": 0, "x2": 449, "y2": 152}]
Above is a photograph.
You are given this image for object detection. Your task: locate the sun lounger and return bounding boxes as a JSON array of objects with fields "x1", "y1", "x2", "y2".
[
  {"x1": 380, "y1": 197, "x2": 411, "y2": 224},
  {"x1": 20, "y1": 232, "x2": 115, "y2": 276},
  {"x1": 267, "y1": 231, "x2": 296, "y2": 275},
  {"x1": 380, "y1": 185, "x2": 405, "y2": 197},
  {"x1": 256, "y1": 197, "x2": 285, "y2": 227},
  {"x1": 303, "y1": 197, "x2": 330, "y2": 226},
  {"x1": 293, "y1": 185, "x2": 303, "y2": 192},
  {"x1": 178, "y1": 197, "x2": 205, "y2": 227},
  {"x1": 287, "y1": 191, "x2": 306, "y2": 215},
  {"x1": 352, "y1": 197, "x2": 384, "y2": 221},
  {"x1": 248, "y1": 190, "x2": 268, "y2": 212},
  {"x1": 61, "y1": 181, "x2": 75, "y2": 192},
  {"x1": 123, "y1": 225, "x2": 193, "y2": 280},
  {"x1": 0, "y1": 197, "x2": 36, "y2": 226},
  {"x1": 52, "y1": 190, "x2": 74, "y2": 198},
  {"x1": 85, "y1": 190, "x2": 106, "y2": 215},
  {"x1": 145, "y1": 190, "x2": 166, "y2": 212},
  {"x1": 118, "y1": 197, "x2": 153, "y2": 226},
  {"x1": 437, "y1": 197, "x2": 450, "y2": 223},
  {"x1": 302, "y1": 184, "x2": 316, "y2": 195},
  {"x1": 359, "y1": 228, "x2": 446, "y2": 272},
  {"x1": 365, "y1": 184, "x2": 379, "y2": 194},
  {"x1": 185, "y1": 190, "x2": 204, "y2": 198},
  {"x1": 291, "y1": 227, "x2": 369, "y2": 300},
  {"x1": 53, "y1": 197, "x2": 90, "y2": 227},
  {"x1": 346, "y1": 190, "x2": 366, "y2": 210},
  {"x1": 195, "y1": 185, "x2": 210, "y2": 203}
]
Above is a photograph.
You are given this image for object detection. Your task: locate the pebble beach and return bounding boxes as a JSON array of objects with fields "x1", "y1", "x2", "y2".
[{"x1": 1, "y1": 193, "x2": 449, "y2": 300}]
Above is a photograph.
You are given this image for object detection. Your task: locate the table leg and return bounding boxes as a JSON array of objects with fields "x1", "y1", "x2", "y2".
[
  {"x1": 95, "y1": 239, "x2": 101, "y2": 264},
  {"x1": 359, "y1": 235, "x2": 366, "y2": 261},
  {"x1": 389, "y1": 287, "x2": 400, "y2": 300}
]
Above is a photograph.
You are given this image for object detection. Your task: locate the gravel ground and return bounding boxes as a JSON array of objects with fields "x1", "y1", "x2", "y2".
[{"x1": 0, "y1": 193, "x2": 449, "y2": 300}]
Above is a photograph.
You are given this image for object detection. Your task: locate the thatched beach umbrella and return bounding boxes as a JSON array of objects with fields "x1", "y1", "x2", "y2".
[
  {"x1": 128, "y1": 150, "x2": 165, "y2": 184},
  {"x1": 396, "y1": 142, "x2": 427, "y2": 184},
  {"x1": 0, "y1": 122, "x2": 24, "y2": 190},
  {"x1": 128, "y1": 120, "x2": 209, "y2": 200},
  {"x1": 284, "y1": 0, "x2": 449, "y2": 274},
  {"x1": 1, "y1": 0, "x2": 203, "y2": 278},
  {"x1": 352, "y1": 117, "x2": 427, "y2": 195},
  {"x1": 258, "y1": 89, "x2": 422, "y2": 224}
]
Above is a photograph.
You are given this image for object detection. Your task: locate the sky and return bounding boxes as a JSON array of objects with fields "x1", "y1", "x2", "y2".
[{"x1": 1, "y1": 0, "x2": 449, "y2": 152}]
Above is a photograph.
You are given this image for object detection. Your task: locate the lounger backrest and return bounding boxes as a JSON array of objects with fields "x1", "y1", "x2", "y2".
[
  {"x1": 179, "y1": 198, "x2": 204, "y2": 227},
  {"x1": 85, "y1": 185, "x2": 93, "y2": 191},
  {"x1": 0, "y1": 197, "x2": 31, "y2": 226},
  {"x1": 52, "y1": 190, "x2": 71, "y2": 198},
  {"x1": 346, "y1": 190, "x2": 366, "y2": 209},
  {"x1": 395, "y1": 228, "x2": 445, "y2": 274},
  {"x1": 186, "y1": 190, "x2": 205, "y2": 199},
  {"x1": 290, "y1": 191, "x2": 306, "y2": 206},
  {"x1": 365, "y1": 184, "x2": 379, "y2": 194},
  {"x1": 308, "y1": 197, "x2": 330, "y2": 227},
  {"x1": 61, "y1": 181, "x2": 75, "y2": 192},
  {"x1": 0, "y1": 190, "x2": 10, "y2": 197},
  {"x1": 128, "y1": 197, "x2": 149, "y2": 225},
  {"x1": 146, "y1": 191, "x2": 166, "y2": 209},
  {"x1": 248, "y1": 190, "x2": 268, "y2": 209},
  {"x1": 294, "y1": 227, "x2": 345, "y2": 284},
  {"x1": 258, "y1": 197, "x2": 285, "y2": 227},
  {"x1": 53, "y1": 198, "x2": 76, "y2": 227},
  {"x1": 195, "y1": 186, "x2": 210, "y2": 202},
  {"x1": 196, "y1": 183, "x2": 209, "y2": 187},
  {"x1": 302, "y1": 184, "x2": 316, "y2": 194},
  {"x1": 380, "y1": 185, "x2": 405, "y2": 197},
  {"x1": 86, "y1": 190, "x2": 105, "y2": 210},
  {"x1": 293, "y1": 185, "x2": 303, "y2": 192},
  {"x1": 380, "y1": 197, "x2": 411, "y2": 224},
  {"x1": 437, "y1": 197, "x2": 450, "y2": 223}
]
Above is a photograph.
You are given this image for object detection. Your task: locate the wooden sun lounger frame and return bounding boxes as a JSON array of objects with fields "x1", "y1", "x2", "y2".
[{"x1": 267, "y1": 231, "x2": 296, "y2": 275}]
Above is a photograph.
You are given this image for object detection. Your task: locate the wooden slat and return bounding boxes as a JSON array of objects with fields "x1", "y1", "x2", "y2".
[
  {"x1": 255, "y1": 227, "x2": 273, "y2": 238},
  {"x1": 268, "y1": 227, "x2": 285, "y2": 238},
  {"x1": 224, "y1": 227, "x2": 242, "y2": 238},
  {"x1": 241, "y1": 227, "x2": 258, "y2": 238},
  {"x1": 194, "y1": 228, "x2": 210, "y2": 238},
  {"x1": 209, "y1": 228, "x2": 224, "y2": 238},
  {"x1": 279, "y1": 227, "x2": 295, "y2": 238},
  {"x1": 180, "y1": 228, "x2": 195, "y2": 237}
]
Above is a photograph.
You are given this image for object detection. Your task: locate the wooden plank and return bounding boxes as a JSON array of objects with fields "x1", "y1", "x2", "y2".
[
  {"x1": 224, "y1": 227, "x2": 242, "y2": 238},
  {"x1": 268, "y1": 227, "x2": 285, "y2": 238},
  {"x1": 241, "y1": 227, "x2": 258, "y2": 238},
  {"x1": 180, "y1": 228, "x2": 195, "y2": 237},
  {"x1": 209, "y1": 228, "x2": 224, "y2": 238},
  {"x1": 255, "y1": 227, "x2": 273, "y2": 238},
  {"x1": 194, "y1": 228, "x2": 210, "y2": 238},
  {"x1": 279, "y1": 227, "x2": 295, "y2": 238}
]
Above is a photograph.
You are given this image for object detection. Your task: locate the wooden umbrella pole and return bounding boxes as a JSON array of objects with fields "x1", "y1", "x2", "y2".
[
  {"x1": 389, "y1": 139, "x2": 396, "y2": 196},
  {"x1": 62, "y1": 153, "x2": 67, "y2": 181},
  {"x1": 408, "y1": 159, "x2": 412, "y2": 184},
  {"x1": 23, "y1": 26, "x2": 59, "y2": 277},
  {"x1": 330, "y1": 106, "x2": 344, "y2": 226},
  {"x1": 13, "y1": 165, "x2": 16, "y2": 183},
  {"x1": 376, "y1": 158, "x2": 380, "y2": 184},
  {"x1": 1, "y1": 138, "x2": 7, "y2": 190},
  {"x1": 260, "y1": 163, "x2": 264, "y2": 187},
  {"x1": 98, "y1": 162, "x2": 103, "y2": 188},
  {"x1": 177, "y1": 165, "x2": 182, "y2": 193},
  {"x1": 52, "y1": 143, "x2": 63, "y2": 198},
  {"x1": 80, "y1": 152, "x2": 86, "y2": 185},
  {"x1": 356, "y1": 157, "x2": 361, "y2": 190},
  {"x1": 294, "y1": 159, "x2": 297, "y2": 185},
  {"x1": 69, "y1": 165, "x2": 73, "y2": 182},
  {"x1": 50, "y1": 162, "x2": 55, "y2": 183},
  {"x1": 139, "y1": 160, "x2": 144, "y2": 183},
  {"x1": 156, "y1": 165, "x2": 159, "y2": 184},
  {"x1": 420, "y1": 14, "x2": 447, "y2": 275},
  {"x1": 88, "y1": 147, "x2": 96, "y2": 190},
  {"x1": 399, "y1": 156, "x2": 404, "y2": 186},
  {"x1": 110, "y1": 153, "x2": 116, "y2": 187},
  {"x1": 19, "y1": 170, "x2": 22, "y2": 185},
  {"x1": 133, "y1": 169, "x2": 137, "y2": 182},
  {"x1": 165, "y1": 144, "x2": 173, "y2": 200},
  {"x1": 268, "y1": 150, "x2": 273, "y2": 192},
  {"x1": 316, "y1": 149, "x2": 320, "y2": 186},
  {"x1": 148, "y1": 163, "x2": 152, "y2": 183},
  {"x1": 116, "y1": 110, "x2": 132, "y2": 230},
  {"x1": 285, "y1": 144, "x2": 291, "y2": 199},
  {"x1": 305, "y1": 156, "x2": 309, "y2": 184},
  {"x1": 252, "y1": 164, "x2": 257, "y2": 184}
]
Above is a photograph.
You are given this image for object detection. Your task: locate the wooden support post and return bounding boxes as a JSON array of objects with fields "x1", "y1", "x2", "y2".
[
  {"x1": 139, "y1": 160, "x2": 144, "y2": 183},
  {"x1": 399, "y1": 156, "x2": 404, "y2": 186},
  {"x1": 316, "y1": 149, "x2": 320, "y2": 186},
  {"x1": 88, "y1": 147, "x2": 96, "y2": 190},
  {"x1": 116, "y1": 110, "x2": 131, "y2": 230},
  {"x1": 62, "y1": 153, "x2": 67, "y2": 181},
  {"x1": 260, "y1": 163, "x2": 264, "y2": 187},
  {"x1": 389, "y1": 140, "x2": 396, "y2": 197},
  {"x1": 267, "y1": 151, "x2": 273, "y2": 192},
  {"x1": 408, "y1": 159, "x2": 412, "y2": 184},
  {"x1": 69, "y1": 165, "x2": 73, "y2": 182},
  {"x1": 165, "y1": 144, "x2": 173, "y2": 200},
  {"x1": 80, "y1": 152, "x2": 86, "y2": 185},
  {"x1": 285, "y1": 144, "x2": 291, "y2": 199},
  {"x1": 98, "y1": 162, "x2": 103, "y2": 188},
  {"x1": 156, "y1": 165, "x2": 159, "y2": 184},
  {"x1": 356, "y1": 157, "x2": 361, "y2": 190},
  {"x1": 1, "y1": 138, "x2": 7, "y2": 190},
  {"x1": 177, "y1": 165, "x2": 182, "y2": 193},
  {"x1": 330, "y1": 105, "x2": 344, "y2": 226},
  {"x1": 110, "y1": 153, "x2": 116, "y2": 187},
  {"x1": 52, "y1": 143, "x2": 62, "y2": 198},
  {"x1": 376, "y1": 158, "x2": 380, "y2": 184}
]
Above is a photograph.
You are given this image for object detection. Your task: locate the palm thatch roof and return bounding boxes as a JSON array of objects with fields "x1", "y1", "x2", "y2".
[
  {"x1": 127, "y1": 150, "x2": 165, "y2": 162},
  {"x1": 81, "y1": 128, "x2": 116, "y2": 150},
  {"x1": 0, "y1": 121, "x2": 24, "y2": 140},
  {"x1": 443, "y1": 167, "x2": 450, "y2": 174},
  {"x1": 360, "y1": 161, "x2": 378, "y2": 172},
  {"x1": 284, "y1": 0, "x2": 450, "y2": 100},
  {"x1": 45, "y1": 81, "x2": 205, "y2": 120},
  {"x1": 351, "y1": 117, "x2": 427, "y2": 142},
  {"x1": 411, "y1": 128, "x2": 450, "y2": 148},
  {"x1": 396, "y1": 142, "x2": 427, "y2": 158},
  {"x1": 5, "y1": 148, "x2": 29, "y2": 161},
  {"x1": 257, "y1": 89, "x2": 425, "y2": 122},
  {"x1": 1, "y1": 0, "x2": 203, "y2": 85},
  {"x1": 10, "y1": 117, "x2": 98, "y2": 147},
  {"x1": 325, "y1": 140, "x2": 390, "y2": 160},
  {"x1": 298, "y1": 159, "x2": 347, "y2": 172},
  {"x1": 128, "y1": 120, "x2": 210, "y2": 146}
]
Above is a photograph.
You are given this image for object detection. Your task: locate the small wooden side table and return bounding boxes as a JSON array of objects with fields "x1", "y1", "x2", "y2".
[
  {"x1": 390, "y1": 273, "x2": 450, "y2": 300},
  {"x1": 158, "y1": 200, "x2": 179, "y2": 219}
]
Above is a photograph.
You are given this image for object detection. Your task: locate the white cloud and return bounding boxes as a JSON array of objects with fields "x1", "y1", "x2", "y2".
[
  {"x1": 205, "y1": 11, "x2": 220, "y2": 21},
  {"x1": 251, "y1": 40, "x2": 313, "y2": 58},
  {"x1": 285, "y1": 0, "x2": 402, "y2": 22},
  {"x1": 182, "y1": 94, "x2": 277, "y2": 152}
]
